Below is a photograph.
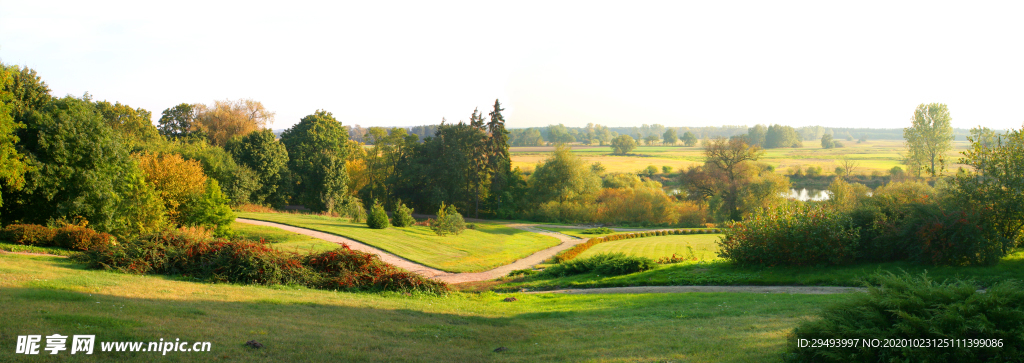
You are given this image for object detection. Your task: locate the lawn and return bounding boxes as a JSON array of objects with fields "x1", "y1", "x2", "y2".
[
  {"x1": 230, "y1": 222, "x2": 340, "y2": 254},
  {"x1": 500, "y1": 249, "x2": 1024, "y2": 292},
  {"x1": 236, "y1": 212, "x2": 560, "y2": 273},
  {"x1": 0, "y1": 253, "x2": 846, "y2": 362},
  {"x1": 536, "y1": 227, "x2": 619, "y2": 238},
  {"x1": 577, "y1": 234, "x2": 724, "y2": 261}
]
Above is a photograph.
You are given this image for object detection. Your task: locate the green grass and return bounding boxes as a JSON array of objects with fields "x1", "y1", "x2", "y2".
[
  {"x1": 236, "y1": 212, "x2": 560, "y2": 273},
  {"x1": 577, "y1": 234, "x2": 724, "y2": 261},
  {"x1": 230, "y1": 222, "x2": 341, "y2": 254},
  {"x1": 500, "y1": 249, "x2": 1024, "y2": 292},
  {"x1": 0, "y1": 253, "x2": 846, "y2": 362},
  {"x1": 536, "y1": 227, "x2": 618, "y2": 238}
]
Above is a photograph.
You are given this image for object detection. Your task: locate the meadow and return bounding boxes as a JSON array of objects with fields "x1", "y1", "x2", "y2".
[
  {"x1": 0, "y1": 253, "x2": 844, "y2": 362},
  {"x1": 511, "y1": 140, "x2": 972, "y2": 176},
  {"x1": 576, "y1": 234, "x2": 723, "y2": 261},
  {"x1": 236, "y1": 212, "x2": 560, "y2": 273}
]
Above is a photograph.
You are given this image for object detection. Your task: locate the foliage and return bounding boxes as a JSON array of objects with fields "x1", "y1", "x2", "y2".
[
  {"x1": 530, "y1": 145, "x2": 602, "y2": 206},
  {"x1": 949, "y1": 126, "x2": 1024, "y2": 249},
  {"x1": 826, "y1": 178, "x2": 869, "y2": 211},
  {"x1": 0, "y1": 224, "x2": 56, "y2": 246},
  {"x1": 366, "y1": 200, "x2": 390, "y2": 229},
  {"x1": 718, "y1": 204, "x2": 861, "y2": 267},
  {"x1": 157, "y1": 103, "x2": 202, "y2": 140},
  {"x1": 135, "y1": 152, "x2": 209, "y2": 223},
  {"x1": 787, "y1": 272, "x2": 1024, "y2": 363},
  {"x1": 580, "y1": 227, "x2": 613, "y2": 234},
  {"x1": 429, "y1": 202, "x2": 466, "y2": 236},
  {"x1": 0, "y1": 222, "x2": 114, "y2": 251},
  {"x1": 545, "y1": 252, "x2": 657, "y2": 277},
  {"x1": 610, "y1": 134, "x2": 637, "y2": 155},
  {"x1": 904, "y1": 103, "x2": 954, "y2": 177},
  {"x1": 681, "y1": 137, "x2": 764, "y2": 221},
  {"x1": 595, "y1": 184, "x2": 683, "y2": 226},
  {"x1": 195, "y1": 99, "x2": 275, "y2": 147},
  {"x1": 533, "y1": 200, "x2": 598, "y2": 224},
  {"x1": 225, "y1": 129, "x2": 289, "y2": 206},
  {"x1": 78, "y1": 229, "x2": 446, "y2": 293},
  {"x1": 0, "y1": 64, "x2": 31, "y2": 212},
  {"x1": 139, "y1": 137, "x2": 260, "y2": 206},
  {"x1": 94, "y1": 100, "x2": 159, "y2": 148},
  {"x1": 179, "y1": 180, "x2": 236, "y2": 237},
  {"x1": 391, "y1": 202, "x2": 416, "y2": 227},
  {"x1": 662, "y1": 128, "x2": 678, "y2": 145},
  {"x1": 821, "y1": 133, "x2": 835, "y2": 149},
  {"x1": 280, "y1": 110, "x2": 352, "y2": 213},
  {"x1": 2, "y1": 95, "x2": 164, "y2": 238}
]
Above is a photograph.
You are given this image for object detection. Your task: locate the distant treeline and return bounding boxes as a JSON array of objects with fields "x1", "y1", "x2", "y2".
[{"x1": 314, "y1": 124, "x2": 975, "y2": 146}]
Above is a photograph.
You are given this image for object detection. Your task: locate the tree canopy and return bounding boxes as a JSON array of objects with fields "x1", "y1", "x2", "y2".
[
  {"x1": 280, "y1": 110, "x2": 351, "y2": 213},
  {"x1": 904, "y1": 103, "x2": 953, "y2": 177}
]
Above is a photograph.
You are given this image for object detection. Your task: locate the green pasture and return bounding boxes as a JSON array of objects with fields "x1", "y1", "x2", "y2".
[
  {"x1": 577, "y1": 234, "x2": 724, "y2": 261},
  {"x1": 236, "y1": 212, "x2": 560, "y2": 273},
  {"x1": 0, "y1": 253, "x2": 845, "y2": 362}
]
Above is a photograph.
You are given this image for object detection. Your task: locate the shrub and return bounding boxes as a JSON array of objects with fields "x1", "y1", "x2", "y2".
[
  {"x1": 580, "y1": 227, "x2": 613, "y2": 234},
  {"x1": 787, "y1": 272, "x2": 1024, "y2": 363},
  {"x1": 366, "y1": 200, "x2": 390, "y2": 229},
  {"x1": 429, "y1": 202, "x2": 465, "y2": 236},
  {"x1": 392, "y1": 203, "x2": 416, "y2": 227},
  {"x1": 907, "y1": 207, "x2": 1004, "y2": 266},
  {"x1": 545, "y1": 253, "x2": 656, "y2": 277},
  {"x1": 304, "y1": 249, "x2": 445, "y2": 293},
  {"x1": 53, "y1": 223, "x2": 116, "y2": 251},
  {"x1": 805, "y1": 166, "x2": 823, "y2": 177},
  {"x1": 179, "y1": 179, "x2": 235, "y2": 237},
  {"x1": 718, "y1": 204, "x2": 860, "y2": 266},
  {"x1": 0, "y1": 224, "x2": 57, "y2": 246}
]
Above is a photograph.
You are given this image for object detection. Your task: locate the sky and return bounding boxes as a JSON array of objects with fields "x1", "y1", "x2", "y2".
[{"x1": 2, "y1": 1, "x2": 1023, "y2": 130}]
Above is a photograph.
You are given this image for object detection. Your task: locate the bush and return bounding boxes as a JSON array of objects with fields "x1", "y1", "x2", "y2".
[
  {"x1": 366, "y1": 200, "x2": 390, "y2": 229},
  {"x1": 580, "y1": 227, "x2": 613, "y2": 234},
  {"x1": 429, "y1": 202, "x2": 465, "y2": 236},
  {"x1": 392, "y1": 203, "x2": 416, "y2": 227},
  {"x1": 545, "y1": 253, "x2": 657, "y2": 277},
  {"x1": 53, "y1": 223, "x2": 116, "y2": 251},
  {"x1": 179, "y1": 179, "x2": 235, "y2": 237},
  {"x1": 787, "y1": 272, "x2": 1024, "y2": 363},
  {"x1": 0, "y1": 224, "x2": 57, "y2": 246},
  {"x1": 718, "y1": 204, "x2": 860, "y2": 266}
]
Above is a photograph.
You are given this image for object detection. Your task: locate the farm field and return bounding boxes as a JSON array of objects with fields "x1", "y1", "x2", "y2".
[
  {"x1": 576, "y1": 234, "x2": 724, "y2": 261},
  {"x1": 498, "y1": 248, "x2": 1024, "y2": 292},
  {"x1": 510, "y1": 140, "x2": 972, "y2": 175},
  {"x1": 0, "y1": 253, "x2": 845, "y2": 362},
  {"x1": 236, "y1": 212, "x2": 560, "y2": 273}
]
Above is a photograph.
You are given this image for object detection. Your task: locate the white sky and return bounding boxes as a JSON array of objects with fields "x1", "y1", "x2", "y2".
[{"x1": 2, "y1": 1, "x2": 1022, "y2": 130}]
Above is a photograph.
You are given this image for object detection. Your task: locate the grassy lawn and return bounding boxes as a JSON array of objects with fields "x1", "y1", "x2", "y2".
[
  {"x1": 0, "y1": 241, "x2": 78, "y2": 257},
  {"x1": 499, "y1": 249, "x2": 1024, "y2": 292},
  {"x1": 577, "y1": 234, "x2": 724, "y2": 261},
  {"x1": 236, "y1": 212, "x2": 560, "y2": 273},
  {"x1": 231, "y1": 222, "x2": 340, "y2": 254},
  {"x1": 536, "y1": 227, "x2": 618, "y2": 238},
  {"x1": 0, "y1": 253, "x2": 845, "y2": 362}
]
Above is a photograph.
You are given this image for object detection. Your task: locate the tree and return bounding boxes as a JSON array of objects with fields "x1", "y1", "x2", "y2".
[
  {"x1": 486, "y1": 100, "x2": 513, "y2": 217},
  {"x1": 821, "y1": 134, "x2": 835, "y2": 149},
  {"x1": 224, "y1": 129, "x2": 289, "y2": 206},
  {"x1": 280, "y1": 110, "x2": 351, "y2": 213},
  {"x1": 180, "y1": 179, "x2": 235, "y2": 237},
  {"x1": 196, "y1": 99, "x2": 275, "y2": 146},
  {"x1": 0, "y1": 64, "x2": 31, "y2": 212},
  {"x1": 681, "y1": 131, "x2": 698, "y2": 147},
  {"x1": 836, "y1": 157, "x2": 859, "y2": 178},
  {"x1": 366, "y1": 199, "x2": 390, "y2": 229},
  {"x1": 94, "y1": 100, "x2": 159, "y2": 148},
  {"x1": 951, "y1": 126, "x2": 1024, "y2": 250},
  {"x1": 2, "y1": 95, "x2": 165, "y2": 238},
  {"x1": 529, "y1": 145, "x2": 602, "y2": 205},
  {"x1": 430, "y1": 202, "x2": 466, "y2": 236},
  {"x1": 682, "y1": 137, "x2": 764, "y2": 221},
  {"x1": 610, "y1": 134, "x2": 637, "y2": 155},
  {"x1": 904, "y1": 103, "x2": 953, "y2": 177},
  {"x1": 158, "y1": 103, "x2": 202, "y2": 140},
  {"x1": 663, "y1": 128, "x2": 678, "y2": 145},
  {"x1": 135, "y1": 152, "x2": 209, "y2": 223},
  {"x1": 764, "y1": 124, "x2": 802, "y2": 148},
  {"x1": 746, "y1": 125, "x2": 767, "y2": 147}
]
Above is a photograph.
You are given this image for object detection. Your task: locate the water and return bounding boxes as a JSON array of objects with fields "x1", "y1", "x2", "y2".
[{"x1": 784, "y1": 188, "x2": 830, "y2": 201}]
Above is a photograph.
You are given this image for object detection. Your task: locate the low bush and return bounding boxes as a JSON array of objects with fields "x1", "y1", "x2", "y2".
[
  {"x1": 392, "y1": 203, "x2": 416, "y2": 227},
  {"x1": 580, "y1": 227, "x2": 613, "y2": 234},
  {"x1": 430, "y1": 203, "x2": 466, "y2": 236},
  {"x1": 787, "y1": 272, "x2": 1024, "y2": 363},
  {"x1": 366, "y1": 200, "x2": 390, "y2": 229},
  {"x1": 544, "y1": 253, "x2": 657, "y2": 277},
  {"x1": 718, "y1": 204, "x2": 860, "y2": 267},
  {"x1": 0, "y1": 224, "x2": 58, "y2": 246},
  {"x1": 0, "y1": 223, "x2": 114, "y2": 251},
  {"x1": 78, "y1": 229, "x2": 447, "y2": 293}
]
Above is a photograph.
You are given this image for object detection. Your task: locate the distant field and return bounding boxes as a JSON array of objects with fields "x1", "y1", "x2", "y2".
[
  {"x1": 236, "y1": 212, "x2": 560, "y2": 273},
  {"x1": 511, "y1": 140, "x2": 971, "y2": 175},
  {"x1": 577, "y1": 234, "x2": 724, "y2": 261}
]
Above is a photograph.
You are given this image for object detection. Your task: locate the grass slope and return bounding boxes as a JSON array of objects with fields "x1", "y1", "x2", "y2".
[
  {"x1": 230, "y1": 222, "x2": 340, "y2": 254},
  {"x1": 577, "y1": 234, "x2": 724, "y2": 261},
  {"x1": 501, "y1": 249, "x2": 1024, "y2": 291},
  {"x1": 0, "y1": 253, "x2": 844, "y2": 362},
  {"x1": 236, "y1": 212, "x2": 560, "y2": 273}
]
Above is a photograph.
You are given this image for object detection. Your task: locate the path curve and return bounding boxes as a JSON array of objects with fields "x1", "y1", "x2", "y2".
[
  {"x1": 525, "y1": 285, "x2": 866, "y2": 295},
  {"x1": 235, "y1": 218, "x2": 585, "y2": 284}
]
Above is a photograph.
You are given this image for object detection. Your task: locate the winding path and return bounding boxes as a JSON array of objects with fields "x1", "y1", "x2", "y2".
[{"x1": 236, "y1": 218, "x2": 586, "y2": 284}]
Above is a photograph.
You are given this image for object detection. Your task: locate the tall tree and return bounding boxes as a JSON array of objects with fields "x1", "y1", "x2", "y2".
[
  {"x1": 158, "y1": 103, "x2": 202, "y2": 140},
  {"x1": 196, "y1": 99, "x2": 275, "y2": 146},
  {"x1": 486, "y1": 99, "x2": 512, "y2": 217},
  {"x1": 663, "y1": 128, "x2": 678, "y2": 145},
  {"x1": 904, "y1": 103, "x2": 954, "y2": 177},
  {"x1": 225, "y1": 129, "x2": 289, "y2": 206},
  {"x1": 681, "y1": 131, "x2": 698, "y2": 147},
  {"x1": 280, "y1": 110, "x2": 351, "y2": 213},
  {"x1": 690, "y1": 137, "x2": 764, "y2": 221},
  {"x1": 529, "y1": 145, "x2": 601, "y2": 205},
  {"x1": 0, "y1": 64, "x2": 32, "y2": 212}
]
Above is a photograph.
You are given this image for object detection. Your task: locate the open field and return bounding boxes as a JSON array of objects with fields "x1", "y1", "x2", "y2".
[
  {"x1": 511, "y1": 140, "x2": 972, "y2": 175},
  {"x1": 499, "y1": 248, "x2": 1024, "y2": 292},
  {"x1": 577, "y1": 234, "x2": 724, "y2": 261},
  {"x1": 236, "y1": 212, "x2": 560, "y2": 273},
  {"x1": 0, "y1": 253, "x2": 845, "y2": 362}
]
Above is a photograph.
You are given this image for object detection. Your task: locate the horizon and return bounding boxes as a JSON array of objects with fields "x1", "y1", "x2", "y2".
[{"x1": 3, "y1": 1, "x2": 1023, "y2": 131}]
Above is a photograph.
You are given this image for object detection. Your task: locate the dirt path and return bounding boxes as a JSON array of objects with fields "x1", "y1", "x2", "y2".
[
  {"x1": 235, "y1": 218, "x2": 584, "y2": 284},
  {"x1": 526, "y1": 285, "x2": 866, "y2": 295}
]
